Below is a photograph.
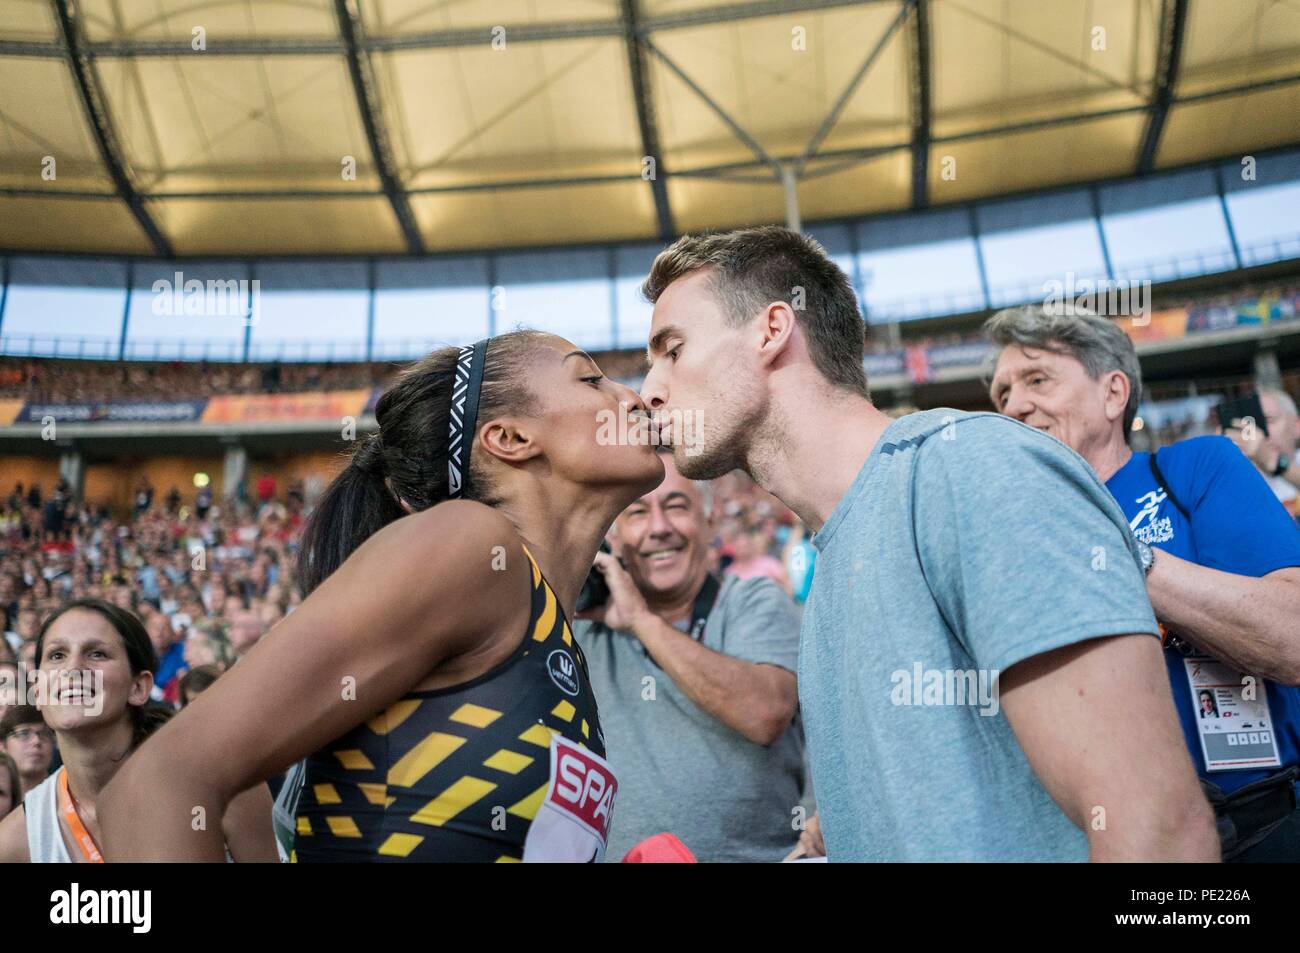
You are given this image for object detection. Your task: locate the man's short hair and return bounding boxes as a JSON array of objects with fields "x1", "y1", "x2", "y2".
[
  {"x1": 0, "y1": 704, "x2": 43, "y2": 738},
  {"x1": 1261, "y1": 387, "x2": 1298, "y2": 418},
  {"x1": 642, "y1": 226, "x2": 869, "y2": 397},
  {"x1": 984, "y1": 304, "x2": 1143, "y2": 439}
]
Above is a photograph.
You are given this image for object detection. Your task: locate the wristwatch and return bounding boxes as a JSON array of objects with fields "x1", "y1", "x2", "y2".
[
  {"x1": 1273, "y1": 452, "x2": 1292, "y2": 478},
  {"x1": 1135, "y1": 538, "x2": 1155, "y2": 577}
]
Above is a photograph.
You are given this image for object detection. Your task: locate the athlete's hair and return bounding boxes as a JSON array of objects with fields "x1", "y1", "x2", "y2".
[
  {"x1": 0, "y1": 752, "x2": 20, "y2": 818},
  {"x1": 34, "y1": 599, "x2": 166, "y2": 750},
  {"x1": 641, "y1": 226, "x2": 868, "y2": 397},
  {"x1": 298, "y1": 329, "x2": 548, "y2": 596}
]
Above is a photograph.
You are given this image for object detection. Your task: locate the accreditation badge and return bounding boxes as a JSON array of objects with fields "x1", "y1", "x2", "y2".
[{"x1": 1183, "y1": 653, "x2": 1282, "y2": 772}]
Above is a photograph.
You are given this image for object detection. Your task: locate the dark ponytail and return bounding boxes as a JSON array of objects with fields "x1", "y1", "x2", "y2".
[
  {"x1": 35, "y1": 598, "x2": 162, "y2": 751},
  {"x1": 297, "y1": 330, "x2": 547, "y2": 596}
]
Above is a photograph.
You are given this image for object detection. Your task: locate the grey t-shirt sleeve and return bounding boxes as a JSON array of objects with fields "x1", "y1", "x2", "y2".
[
  {"x1": 716, "y1": 576, "x2": 802, "y2": 674},
  {"x1": 911, "y1": 416, "x2": 1160, "y2": 674}
]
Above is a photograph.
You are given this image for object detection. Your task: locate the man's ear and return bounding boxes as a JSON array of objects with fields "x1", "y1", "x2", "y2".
[
  {"x1": 757, "y1": 301, "x2": 798, "y2": 368},
  {"x1": 1103, "y1": 370, "x2": 1130, "y2": 424},
  {"x1": 479, "y1": 418, "x2": 542, "y2": 466}
]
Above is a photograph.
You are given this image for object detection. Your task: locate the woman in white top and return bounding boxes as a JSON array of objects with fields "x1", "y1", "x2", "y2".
[{"x1": 0, "y1": 599, "x2": 277, "y2": 862}]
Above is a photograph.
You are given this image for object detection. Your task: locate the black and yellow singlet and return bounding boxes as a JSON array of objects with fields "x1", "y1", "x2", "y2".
[{"x1": 293, "y1": 545, "x2": 615, "y2": 862}]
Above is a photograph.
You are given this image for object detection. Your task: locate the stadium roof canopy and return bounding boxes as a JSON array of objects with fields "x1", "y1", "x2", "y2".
[{"x1": 1, "y1": 0, "x2": 1298, "y2": 258}]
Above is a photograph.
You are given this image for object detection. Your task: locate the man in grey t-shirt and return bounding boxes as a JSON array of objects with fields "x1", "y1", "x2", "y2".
[
  {"x1": 637, "y1": 225, "x2": 1219, "y2": 861},
  {"x1": 575, "y1": 455, "x2": 803, "y2": 862}
]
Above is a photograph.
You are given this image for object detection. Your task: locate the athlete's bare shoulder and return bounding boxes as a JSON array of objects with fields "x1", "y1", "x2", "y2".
[
  {"x1": 395, "y1": 500, "x2": 525, "y2": 575},
  {"x1": 340, "y1": 499, "x2": 530, "y2": 640}
]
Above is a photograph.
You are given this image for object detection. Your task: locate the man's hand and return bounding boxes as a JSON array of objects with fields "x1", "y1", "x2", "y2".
[
  {"x1": 783, "y1": 812, "x2": 825, "y2": 861},
  {"x1": 1223, "y1": 417, "x2": 1279, "y2": 473},
  {"x1": 588, "y1": 550, "x2": 653, "y2": 633}
]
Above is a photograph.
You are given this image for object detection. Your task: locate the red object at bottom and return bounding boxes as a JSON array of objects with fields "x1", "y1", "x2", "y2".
[{"x1": 621, "y1": 833, "x2": 697, "y2": 863}]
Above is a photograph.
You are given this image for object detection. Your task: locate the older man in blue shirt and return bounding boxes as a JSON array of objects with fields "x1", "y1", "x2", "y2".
[{"x1": 988, "y1": 304, "x2": 1300, "y2": 861}]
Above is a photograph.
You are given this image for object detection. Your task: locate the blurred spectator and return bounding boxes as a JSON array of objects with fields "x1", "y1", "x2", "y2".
[
  {"x1": 0, "y1": 659, "x2": 18, "y2": 723},
  {"x1": 134, "y1": 478, "x2": 154, "y2": 516},
  {"x1": 196, "y1": 484, "x2": 214, "y2": 520},
  {"x1": 0, "y1": 751, "x2": 18, "y2": 821},
  {"x1": 1223, "y1": 387, "x2": 1300, "y2": 518},
  {"x1": 145, "y1": 610, "x2": 186, "y2": 706},
  {"x1": 5, "y1": 608, "x2": 38, "y2": 656},
  {"x1": 725, "y1": 527, "x2": 792, "y2": 596},
  {"x1": 179, "y1": 664, "x2": 222, "y2": 708},
  {"x1": 1, "y1": 705, "x2": 54, "y2": 796},
  {"x1": 256, "y1": 473, "x2": 276, "y2": 507},
  {"x1": 781, "y1": 522, "x2": 817, "y2": 605},
  {"x1": 184, "y1": 622, "x2": 236, "y2": 672},
  {"x1": 227, "y1": 609, "x2": 266, "y2": 657}
]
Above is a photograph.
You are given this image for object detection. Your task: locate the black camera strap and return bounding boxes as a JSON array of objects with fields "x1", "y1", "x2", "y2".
[
  {"x1": 1149, "y1": 450, "x2": 1190, "y2": 521},
  {"x1": 688, "y1": 573, "x2": 722, "y2": 641}
]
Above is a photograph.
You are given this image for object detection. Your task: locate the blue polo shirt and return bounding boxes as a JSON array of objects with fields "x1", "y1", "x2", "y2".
[{"x1": 1106, "y1": 435, "x2": 1300, "y2": 794}]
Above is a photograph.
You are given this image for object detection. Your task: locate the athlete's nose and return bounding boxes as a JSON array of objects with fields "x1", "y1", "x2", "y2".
[{"x1": 612, "y1": 381, "x2": 648, "y2": 416}]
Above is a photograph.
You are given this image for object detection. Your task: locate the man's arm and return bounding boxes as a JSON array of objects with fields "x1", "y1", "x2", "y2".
[
  {"x1": 591, "y1": 553, "x2": 797, "y2": 746},
  {"x1": 1148, "y1": 561, "x2": 1300, "y2": 684},
  {"x1": 1152, "y1": 436, "x2": 1300, "y2": 682},
  {"x1": 1000, "y1": 633, "x2": 1219, "y2": 862}
]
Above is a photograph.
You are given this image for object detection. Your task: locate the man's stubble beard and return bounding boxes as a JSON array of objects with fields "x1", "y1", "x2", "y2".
[{"x1": 673, "y1": 374, "x2": 770, "y2": 482}]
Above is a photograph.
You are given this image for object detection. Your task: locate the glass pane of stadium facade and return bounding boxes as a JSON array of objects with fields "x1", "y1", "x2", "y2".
[{"x1": 1, "y1": 149, "x2": 1297, "y2": 365}]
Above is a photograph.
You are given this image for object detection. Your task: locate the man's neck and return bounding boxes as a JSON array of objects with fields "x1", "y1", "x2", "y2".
[
  {"x1": 1086, "y1": 436, "x2": 1134, "y2": 484},
  {"x1": 748, "y1": 388, "x2": 894, "y2": 532},
  {"x1": 645, "y1": 573, "x2": 709, "y2": 626}
]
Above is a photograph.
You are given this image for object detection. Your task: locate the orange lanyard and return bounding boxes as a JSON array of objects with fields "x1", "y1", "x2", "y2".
[{"x1": 57, "y1": 769, "x2": 104, "y2": 864}]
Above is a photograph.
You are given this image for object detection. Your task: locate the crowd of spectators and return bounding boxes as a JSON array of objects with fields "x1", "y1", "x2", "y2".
[
  {"x1": 0, "y1": 480, "x2": 306, "y2": 739},
  {"x1": 0, "y1": 358, "x2": 396, "y2": 403}
]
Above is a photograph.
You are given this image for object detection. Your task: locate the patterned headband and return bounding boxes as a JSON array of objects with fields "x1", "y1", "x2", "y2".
[{"x1": 447, "y1": 339, "x2": 489, "y2": 500}]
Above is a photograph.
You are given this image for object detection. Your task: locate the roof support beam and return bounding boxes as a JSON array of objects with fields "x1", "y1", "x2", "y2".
[
  {"x1": 798, "y1": 0, "x2": 912, "y2": 173},
  {"x1": 8, "y1": 79, "x2": 1300, "y2": 205},
  {"x1": 620, "y1": 0, "x2": 675, "y2": 240},
  {"x1": 643, "y1": 37, "x2": 778, "y2": 174},
  {"x1": 906, "y1": 0, "x2": 932, "y2": 209},
  {"x1": 1137, "y1": 0, "x2": 1189, "y2": 174},
  {"x1": 334, "y1": 0, "x2": 424, "y2": 255},
  {"x1": 3, "y1": 1, "x2": 899, "y2": 58},
  {"x1": 51, "y1": 0, "x2": 172, "y2": 257}
]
